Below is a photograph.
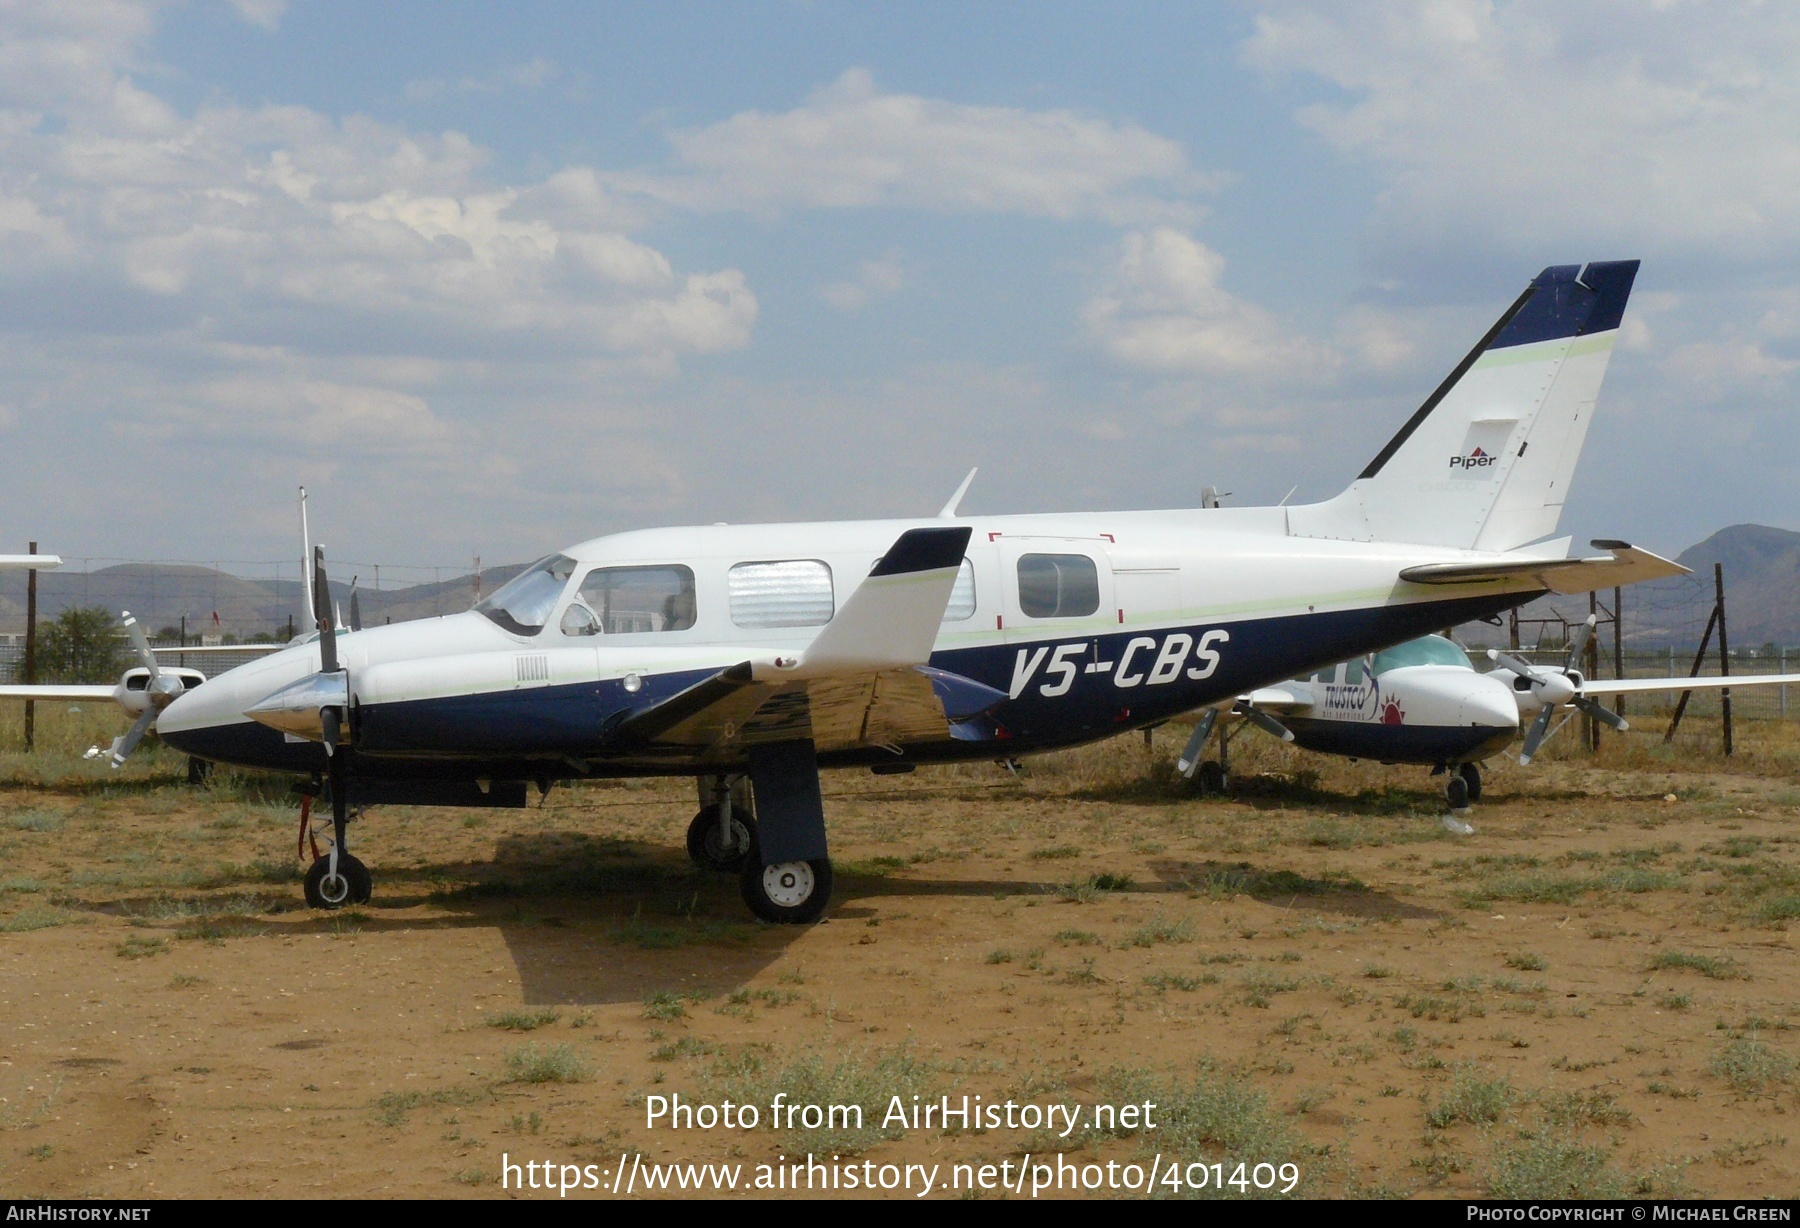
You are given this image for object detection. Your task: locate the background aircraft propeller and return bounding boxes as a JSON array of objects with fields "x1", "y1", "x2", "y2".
[
  {"x1": 88, "y1": 609, "x2": 188, "y2": 768},
  {"x1": 1487, "y1": 615, "x2": 1628, "y2": 764}
]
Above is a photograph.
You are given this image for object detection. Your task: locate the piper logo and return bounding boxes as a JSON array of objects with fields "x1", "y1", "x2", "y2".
[{"x1": 1449, "y1": 446, "x2": 1498, "y2": 471}]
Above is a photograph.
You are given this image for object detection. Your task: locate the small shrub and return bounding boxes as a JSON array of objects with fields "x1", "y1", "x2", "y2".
[
  {"x1": 642, "y1": 992, "x2": 694, "y2": 1021},
  {"x1": 116, "y1": 935, "x2": 169, "y2": 959},
  {"x1": 1504, "y1": 951, "x2": 1547, "y2": 971},
  {"x1": 504, "y1": 1044, "x2": 589, "y2": 1084},
  {"x1": 984, "y1": 949, "x2": 1013, "y2": 965},
  {"x1": 1486, "y1": 1129, "x2": 1625, "y2": 1199},
  {"x1": 1128, "y1": 915, "x2": 1194, "y2": 947},
  {"x1": 1710, "y1": 1038, "x2": 1797, "y2": 1094},
  {"x1": 486, "y1": 1008, "x2": 561, "y2": 1032},
  {"x1": 1648, "y1": 951, "x2": 1743, "y2": 980},
  {"x1": 1426, "y1": 1069, "x2": 1514, "y2": 1128}
]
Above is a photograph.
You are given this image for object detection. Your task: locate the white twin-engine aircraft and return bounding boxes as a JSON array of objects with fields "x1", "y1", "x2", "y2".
[
  {"x1": 1186, "y1": 626, "x2": 1793, "y2": 822},
  {"x1": 159, "y1": 260, "x2": 1680, "y2": 923}
]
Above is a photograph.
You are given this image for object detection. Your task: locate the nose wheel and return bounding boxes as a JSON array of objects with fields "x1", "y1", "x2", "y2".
[{"x1": 304, "y1": 851, "x2": 371, "y2": 908}]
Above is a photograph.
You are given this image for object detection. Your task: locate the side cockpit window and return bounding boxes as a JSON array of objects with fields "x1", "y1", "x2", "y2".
[
  {"x1": 562, "y1": 565, "x2": 697, "y2": 636},
  {"x1": 474, "y1": 554, "x2": 575, "y2": 636},
  {"x1": 729, "y1": 560, "x2": 835, "y2": 628}
]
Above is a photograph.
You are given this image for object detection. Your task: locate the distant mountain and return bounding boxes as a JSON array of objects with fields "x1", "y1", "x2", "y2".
[{"x1": 0, "y1": 562, "x2": 529, "y2": 639}]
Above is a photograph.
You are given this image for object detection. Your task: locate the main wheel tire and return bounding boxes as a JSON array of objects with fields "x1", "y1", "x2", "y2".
[
  {"x1": 1445, "y1": 775, "x2": 1471, "y2": 812},
  {"x1": 686, "y1": 805, "x2": 756, "y2": 872},
  {"x1": 304, "y1": 852, "x2": 371, "y2": 909},
  {"x1": 1458, "y1": 761, "x2": 1482, "y2": 803},
  {"x1": 741, "y1": 856, "x2": 833, "y2": 924},
  {"x1": 1196, "y1": 760, "x2": 1228, "y2": 796},
  {"x1": 186, "y1": 756, "x2": 213, "y2": 786}
]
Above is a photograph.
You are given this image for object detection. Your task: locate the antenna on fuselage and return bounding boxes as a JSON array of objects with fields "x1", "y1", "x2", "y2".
[
  {"x1": 299, "y1": 486, "x2": 314, "y2": 633},
  {"x1": 938, "y1": 468, "x2": 978, "y2": 519}
]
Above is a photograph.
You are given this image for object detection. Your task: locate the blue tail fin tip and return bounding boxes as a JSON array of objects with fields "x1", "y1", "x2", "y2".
[{"x1": 1492, "y1": 259, "x2": 1640, "y2": 350}]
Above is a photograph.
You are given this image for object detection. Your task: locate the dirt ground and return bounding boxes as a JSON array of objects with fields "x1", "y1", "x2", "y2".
[{"x1": 1, "y1": 708, "x2": 1797, "y2": 1200}]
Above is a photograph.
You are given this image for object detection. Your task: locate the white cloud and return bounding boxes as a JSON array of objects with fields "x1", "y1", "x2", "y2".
[
  {"x1": 1662, "y1": 339, "x2": 1800, "y2": 393},
  {"x1": 1243, "y1": 1, "x2": 1800, "y2": 261},
  {"x1": 1084, "y1": 229, "x2": 1336, "y2": 377},
  {"x1": 617, "y1": 68, "x2": 1218, "y2": 224},
  {"x1": 404, "y1": 58, "x2": 557, "y2": 103},
  {"x1": 227, "y1": 0, "x2": 285, "y2": 32},
  {"x1": 818, "y1": 253, "x2": 908, "y2": 312}
]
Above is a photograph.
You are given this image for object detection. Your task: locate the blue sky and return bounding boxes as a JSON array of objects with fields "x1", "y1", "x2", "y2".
[{"x1": 2, "y1": 1, "x2": 1797, "y2": 568}]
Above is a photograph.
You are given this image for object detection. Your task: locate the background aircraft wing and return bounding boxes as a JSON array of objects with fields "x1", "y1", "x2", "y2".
[
  {"x1": 1575, "y1": 673, "x2": 1797, "y2": 697},
  {"x1": 0, "y1": 685, "x2": 116, "y2": 701},
  {"x1": 1399, "y1": 541, "x2": 1686, "y2": 594},
  {"x1": 1238, "y1": 684, "x2": 1316, "y2": 711}
]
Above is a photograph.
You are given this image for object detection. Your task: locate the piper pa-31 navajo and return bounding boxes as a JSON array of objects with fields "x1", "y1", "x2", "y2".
[
  {"x1": 1179, "y1": 622, "x2": 1795, "y2": 820},
  {"x1": 158, "y1": 259, "x2": 1678, "y2": 923}
]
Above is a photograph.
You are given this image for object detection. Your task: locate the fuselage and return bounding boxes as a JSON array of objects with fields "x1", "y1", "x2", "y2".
[{"x1": 158, "y1": 505, "x2": 1545, "y2": 782}]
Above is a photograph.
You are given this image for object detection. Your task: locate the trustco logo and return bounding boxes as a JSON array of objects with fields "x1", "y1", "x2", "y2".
[{"x1": 1449, "y1": 446, "x2": 1498, "y2": 471}]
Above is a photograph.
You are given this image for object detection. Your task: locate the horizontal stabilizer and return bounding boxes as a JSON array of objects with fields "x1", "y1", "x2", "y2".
[
  {"x1": 792, "y1": 526, "x2": 971, "y2": 675},
  {"x1": 1399, "y1": 541, "x2": 1686, "y2": 594}
]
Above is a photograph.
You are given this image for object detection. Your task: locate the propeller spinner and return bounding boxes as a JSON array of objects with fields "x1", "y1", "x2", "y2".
[{"x1": 1487, "y1": 615, "x2": 1627, "y2": 764}]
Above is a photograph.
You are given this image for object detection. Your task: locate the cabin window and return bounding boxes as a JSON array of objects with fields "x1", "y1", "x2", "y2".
[
  {"x1": 474, "y1": 554, "x2": 576, "y2": 636},
  {"x1": 1371, "y1": 635, "x2": 1472, "y2": 676},
  {"x1": 564, "y1": 565, "x2": 697, "y2": 636},
  {"x1": 943, "y1": 558, "x2": 977, "y2": 622},
  {"x1": 729, "y1": 560, "x2": 835, "y2": 628},
  {"x1": 1343, "y1": 659, "x2": 1365, "y2": 685},
  {"x1": 1016, "y1": 553, "x2": 1099, "y2": 619}
]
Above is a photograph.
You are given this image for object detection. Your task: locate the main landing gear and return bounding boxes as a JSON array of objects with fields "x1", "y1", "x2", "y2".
[{"x1": 688, "y1": 766, "x2": 834, "y2": 925}]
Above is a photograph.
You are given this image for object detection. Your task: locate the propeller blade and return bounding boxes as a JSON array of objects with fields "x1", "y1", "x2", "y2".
[
  {"x1": 1563, "y1": 615, "x2": 1596, "y2": 673},
  {"x1": 1237, "y1": 704, "x2": 1296, "y2": 743},
  {"x1": 1574, "y1": 696, "x2": 1629, "y2": 732},
  {"x1": 120, "y1": 610, "x2": 158, "y2": 677},
  {"x1": 1177, "y1": 709, "x2": 1219, "y2": 778},
  {"x1": 109, "y1": 707, "x2": 158, "y2": 768},
  {"x1": 349, "y1": 577, "x2": 362, "y2": 633},
  {"x1": 313, "y1": 546, "x2": 338, "y2": 674},
  {"x1": 1486, "y1": 649, "x2": 1542, "y2": 680},
  {"x1": 1518, "y1": 704, "x2": 1558, "y2": 765}
]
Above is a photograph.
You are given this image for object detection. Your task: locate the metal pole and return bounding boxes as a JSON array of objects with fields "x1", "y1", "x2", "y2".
[
  {"x1": 1509, "y1": 608, "x2": 1520, "y2": 652},
  {"x1": 1586, "y1": 591, "x2": 1600, "y2": 751},
  {"x1": 1717, "y1": 562, "x2": 1732, "y2": 756},
  {"x1": 1613, "y1": 585, "x2": 1625, "y2": 720},
  {"x1": 1782, "y1": 646, "x2": 1788, "y2": 720},
  {"x1": 24, "y1": 542, "x2": 37, "y2": 752}
]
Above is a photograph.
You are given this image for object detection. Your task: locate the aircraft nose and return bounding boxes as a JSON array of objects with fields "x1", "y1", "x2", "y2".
[
  {"x1": 156, "y1": 667, "x2": 251, "y2": 751},
  {"x1": 1460, "y1": 675, "x2": 1522, "y2": 732}
]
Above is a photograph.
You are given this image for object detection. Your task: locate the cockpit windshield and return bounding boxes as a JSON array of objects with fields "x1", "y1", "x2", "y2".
[
  {"x1": 474, "y1": 554, "x2": 575, "y2": 636},
  {"x1": 1371, "y1": 635, "x2": 1473, "y2": 676}
]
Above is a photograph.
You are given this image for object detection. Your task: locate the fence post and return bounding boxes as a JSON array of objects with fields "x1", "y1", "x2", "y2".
[
  {"x1": 23, "y1": 541, "x2": 37, "y2": 752},
  {"x1": 1782, "y1": 646, "x2": 1789, "y2": 720},
  {"x1": 1716, "y1": 562, "x2": 1732, "y2": 756},
  {"x1": 1586, "y1": 590, "x2": 1600, "y2": 751},
  {"x1": 1665, "y1": 602, "x2": 1720, "y2": 743},
  {"x1": 1612, "y1": 585, "x2": 1625, "y2": 720}
]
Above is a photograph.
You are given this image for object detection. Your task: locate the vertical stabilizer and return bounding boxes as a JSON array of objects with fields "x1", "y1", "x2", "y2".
[{"x1": 1287, "y1": 261, "x2": 1639, "y2": 552}]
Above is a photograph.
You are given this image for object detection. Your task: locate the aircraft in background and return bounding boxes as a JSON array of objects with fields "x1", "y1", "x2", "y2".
[
  {"x1": 158, "y1": 260, "x2": 1671, "y2": 923},
  {"x1": 1179, "y1": 619, "x2": 1795, "y2": 824},
  {"x1": 0, "y1": 610, "x2": 279, "y2": 777}
]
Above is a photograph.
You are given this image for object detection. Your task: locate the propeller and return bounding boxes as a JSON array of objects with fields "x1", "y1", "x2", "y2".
[
  {"x1": 92, "y1": 610, "x2": 189, "y2": 768},
  {"x1": 1235, "y1": 701, "x2": 1296, "y2": 743},
  {"x1": 349, "y1": 576, "x2": 362, "y2": 633},
  {"x1": 1176, "y1": 708, "x2": 1220, "y2": 778},
  {"x1": 1486, "y1": 614, "x2": 1628, "y2": 764}
]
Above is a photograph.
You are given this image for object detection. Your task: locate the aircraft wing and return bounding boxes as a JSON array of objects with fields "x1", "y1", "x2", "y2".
[
  {"x1": 605, "y1": 527, "x2": 995, "y2": 757},
  {"x1": 1576, "y1": 673, "x2": 1797, "y2": 697},
  {"x1": 1237, "y1": 684, "x2": 1316, "y2": 711},
  {"x1": 151, "y1": 644, "x2": 283, "y2": 655},
  {"x1": 0, "y1": 685, "x2": 116, "y2": 701},
  {"x1": 1399, "y1": 541, "x2": 1687, "y2": 594}
]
